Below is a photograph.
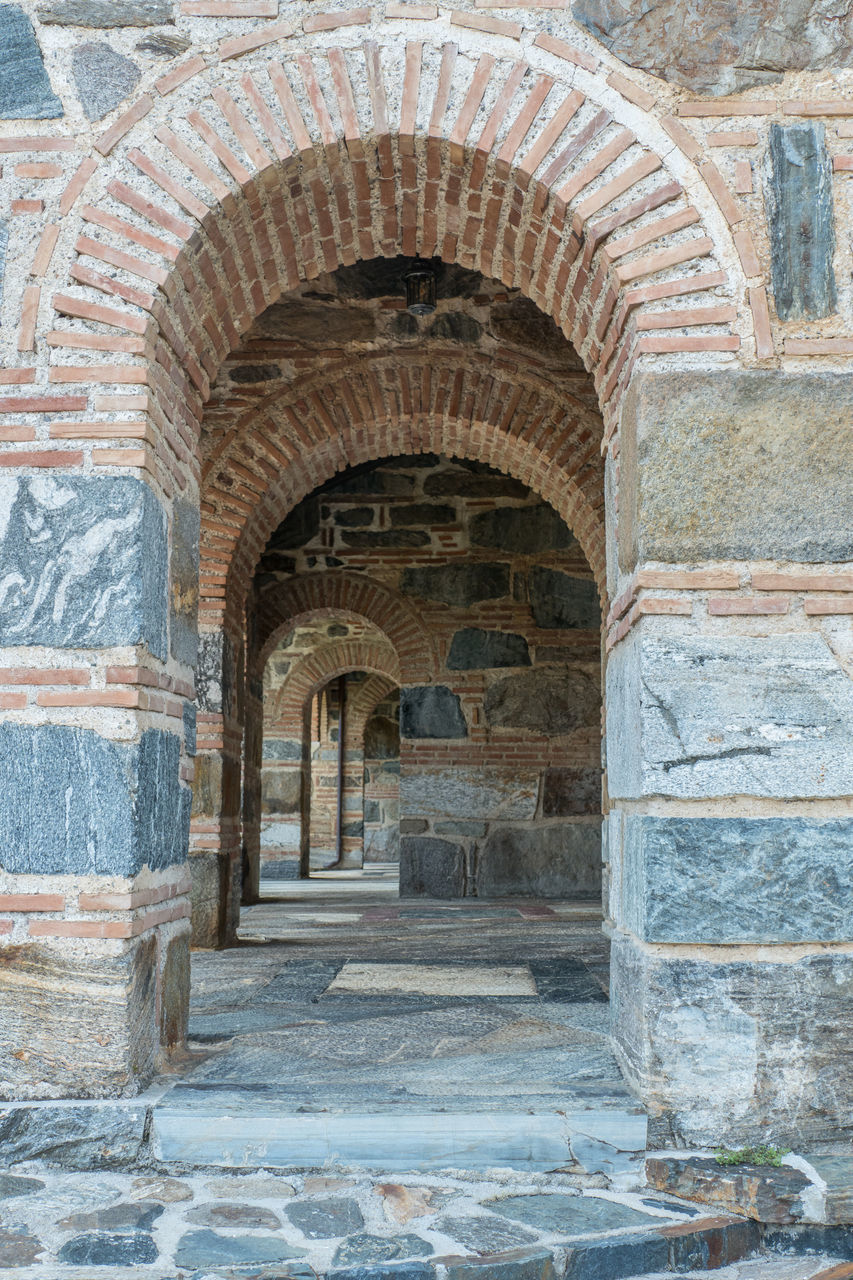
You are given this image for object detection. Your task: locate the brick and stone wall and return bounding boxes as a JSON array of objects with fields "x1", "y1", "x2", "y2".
[{"x1": 1, "y1": 0, "x2": 852, "y2": 1145}]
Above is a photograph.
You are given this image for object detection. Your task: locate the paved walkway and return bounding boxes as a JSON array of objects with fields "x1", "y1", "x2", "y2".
[{"x1": 1, "y1": 872, "x2": 849, "y2": 1276}]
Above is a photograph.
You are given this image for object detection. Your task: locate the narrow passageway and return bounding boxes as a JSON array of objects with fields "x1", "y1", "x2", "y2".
[{"x1": 158, "y1": 871, "x2": 643, "y2": 1173}]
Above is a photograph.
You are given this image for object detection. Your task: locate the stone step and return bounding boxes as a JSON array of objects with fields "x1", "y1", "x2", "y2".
[{"x1": 151, "y1": 1087, "x2": 647, "y2": 1172}]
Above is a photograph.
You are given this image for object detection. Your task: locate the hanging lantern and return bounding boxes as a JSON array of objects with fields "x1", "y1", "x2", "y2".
[{"x1": 404, "y1": 265, "x2": 437, "y2": 316}]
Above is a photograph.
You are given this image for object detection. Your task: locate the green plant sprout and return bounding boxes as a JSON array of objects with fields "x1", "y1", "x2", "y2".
[{"x1": 713, "y1": 1145, "x2": 791, "y2": 1167}]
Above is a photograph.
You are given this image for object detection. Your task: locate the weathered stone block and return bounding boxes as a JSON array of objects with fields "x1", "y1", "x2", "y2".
[
  {"x1": 364, "y1": 715, "x2": 399, "y2": 759},
  {"x1": 390, "y1": 503, "x2": 456, "y2": 527},
  {"x1": 767, "y1": 123, "x2": 836, "y2": 321},
  {"x1": 484, "y1": 668, "x2": 599, "y2": 735},
  {"x1": 342, "y1": 529, "x2": 429, "y2": 548},
  {"x1": 447, "y1": 628, "x2": 531, "y2": 669},
  {"x1": 400, "y1": 687, "x2": 467, "y2": 738},
  {"x1": 477, "y1": 823, "x2": 602, "y2": 898},
  {"x1": 0, "y1": 1101, "x2": 148, "y2": 1165},
  {"x1": 401, "y1": 768, "x2": 538, "y2": 820},
  {"x1": 619, "y1": 372, "x2": 853, "y2": 565},
  {"x1": 0, "y1": 936, "x2": 158, "y2": 1100},
  {"x1": 470, "y1": 504, "x2": 575, "y2": 553},
  {"x1": 529, "y1": 568, "x2": 600, "y2": 630},
  {"x1": 423, "y1": 468, "x2": 528, "y2": 499},
  {"x1": 262, "y1": 737, "x2": 302, "y2": 762},
  {"x1": 0, "y1": 475, "x2": 168, "y2": 657},
  {"x1": 427, "y1": 311, "x2": 482, "y2": 343},
  {"x1": 160, "y1": 931, "x2": 190, "y2": 1050},
  {"x1": 38, "y1": 0, "x2": 173, "y2": 24},
  {"x1": 542, "y1": 767, "x2": 600, "y2": 816},
  {"x1": 331, "y1": 506, "x2": 374, "y2": 527},
  {"x1": 0, "y1": 726, "x2": 186, "y2": 876},
  {"x1": 606, "y1": 632, "x2": 853, "y2": 799},
  {"x1": 196, "y1": 630, "x2": 235, "y2": 715},
  {"x1": 183, "y1": 702, "x2": 196, "y2": 758},
  {"x1": 261, "y1": 768, "x2": 301, "y2": 815},
  {"x1": 189, "y1": 851, "x2": 226, "y2": 948},
  {"x1": 0, "y1": 6, "x2": 62, "y2": 118},
  {"x1": 444, "y1": 1247, "x2": 554, "y2": 1280},
  {"x1": 72, "y1": 42, "x2": 140, "y2": 121},
  {"x1": 399, "y1": 837, "x2": 465, "y2": 897},
  {"x1": 645, "y1": 1155, "x2": 809, "y2": 1225},
  {"x1": 615, "y1": 814, "x2": 853, "y2": 943},
  {"x1": 401, "y1": 562, "x2": 510, "y2": 606},
  {"x1": 170, "y1": 497, "x2": 199, "y2": 668},
  {"x1": 610, "y1": 931, "x2": 853, "y2": 1146},
  {"x1": 0, "y1": 221, "x2": 8, "y2": 312}
]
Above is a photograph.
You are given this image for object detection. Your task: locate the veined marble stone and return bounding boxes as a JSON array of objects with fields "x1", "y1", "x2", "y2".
[
  {"x1": 0, "y1": 475, "x2": 167, "y2": 658},
  {"x1": 606, "y1": 631, "x2": 853, "y2": 799},
  {"x1": 767, "y1": 123, "x2": 836, "y2": 321},
  {"x1": 0, "y1": 725, "x2": 187, "y2": 875},
  {"x1": 0, "y1": 6, "x2": 62, "y2": 119}
]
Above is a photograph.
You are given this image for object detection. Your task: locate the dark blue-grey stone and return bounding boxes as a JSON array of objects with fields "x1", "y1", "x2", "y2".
[
  {"x1": 401, "y1": 686, "x2": 467, "y2": 738},
  {"x1": 72, "y1": 42, "x2": 141, "y2": 121},
  {"x1": 59, "y1": 1201, "x2": 163, "y2": 1231},
  {"x1": 399, "y1": 837, "x2": 465, "y2": 898},
  {"x1": 285, "y1": 1196, "x2": 364, "y2": 1239},
  {"x1": 0, "y1": 725, "x2": 186, "y2": 876},
  {"x1": 529, "y1": 568, "x2": 600, "y2": 631},
  {"x1": 542, "y1": 767, "x2": 600, "y2": 816},
  {"x1": 619, "y1": 815, "x2": 853, "y2": 943},
  {"x1": 0, "y1": 1173, "x2": 44, "y2": 1197},
  {"x1": 434, "y1": 1215, "x2": 538, "y2": 1254},
  {"x1": 477, "y1": 824, "x2": 601, "y2": 899},
  {"x1": 263, "y1": 737, "x2": 301, "y2": 761},
  {"x1": 333, "y1": 1234, "x2": 434, "y2": 1265},
  {"x1": 174, "y1": 1229, "x2": 306, "y2": 1268},
  {"x1": 767, "y1": 123, "x2": 836, "y2": 321},
  {"x1": 196, "y1": 629, "x2": 235, "y2": 714},
  {"x1": 170, "y1": 497, "x2": 199, "y2": 667},
  {"x1": 401, "y1": 562, "x2": 510, "y2": 606},
  {"x1": 470, "y1": 504, "x2": 575, "y2": 554},
  {"x1": 183, "y1": 702, "x2": 197, "y2": 757},
  {"x1": 342, "y1": 529, "x2": 429, "y2": 548},
  {"x1": 390, "y1": 503, "x2": 456, "y2": 527},
  {"x1": 330, "y1": 1265, "x2": 435, "y2": 1280},
  {"x1": 434, "y1": 820, "x2": 487, "y2": 837},
  {"x1": 493, "y1": 1194, "x2": 659, "y2": 1234},
  {"x1": 0, "y1": 476, "x2": 167, "y2": 659},
  {"x1": 764, "y1": 1223, "x2": 853, "y2": 1260},
  {"x1": 447, "y1": 628, "x2": 530, "y2": 669},
  {"x1": 332, "y1": 506, "x2": 374, "y2": 527},
  {"x1": 0, "y1": 7, "x2": 62, "y2": 119},
  {"x1": 444, "y1": 1247, "x2": 555, "y2": 1280},
  {"x1": 0, "y1": 1228, "x2": 43, "y2": 1267},
  {"x1": 564, "y1": 1233, "x2": 669, "y2": 1280},
  {"x1": 484, "y1": 668, "x2": 599, "y2": 735},
  {"x1": 58, "y1": 1232, "x2": 158, "y2": 1265},
  {"x1": 38, "y1": 0, "x2": 173, "y2": 24}
]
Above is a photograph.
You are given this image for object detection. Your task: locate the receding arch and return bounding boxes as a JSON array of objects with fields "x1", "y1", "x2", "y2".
[{"x1": 271, "y1": 638, "x2": 402, "y2": 733}]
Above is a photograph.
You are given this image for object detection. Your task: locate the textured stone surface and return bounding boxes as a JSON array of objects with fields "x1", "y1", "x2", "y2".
[
  {"x1": 0, "y1": 476, "x2": 167, "y2": 656},
  {"x1": 0, "y1": 1228, "x2": 43, "y2": 1267},
  {"x1": 171, "y1": 497, "x2": 200, "y2": 667},
  {"x1": 447, "y1": 628, "x2": 530, "y2": 669},
  {"x1": 400, "y1": 768, "x2": 538, "y2": 820},
  {"x1": 174, "y1": 1229, "x2": 306, "y2": 1267},
  {"x1": 423, "y1": 467, "x2": 528, "y2": 499},
  {"x1": 434, "y1": 1215, "x2": 538, "y2": 1254},
  {"x1": 484, "y1": 669, "x2": 599, "y2": 735},
  {"x1": 490, "y1": 297, "x2": 585, "y2": 366},
  {"x1": 71, "y1": 41, "x2": 141, "y2": 120},
  {"x1": 400, "y1": 687, "x2": 467, "y2": 739},
  {"x1": 0, "y1": 1173, "x2": 44, "y2": 1196},
  {"x1": 256, "y1": 299, "x2": 376, "y2": 343},
  {"x1": 331, "y1": 1265, "x2": 435, "y2": 1280},
  {"x1": 399, "y1": 837, "x2": 465, "y2": 897},
  {"x1": 400, "y1": 563, "x2": 510, "y2": 606},
  {"x1": 477, "y1": 825, "x2": 601, "y2": 899},
  {"x1": 444, "y1": 1247, "x2": 555, "y2": 1280},
  {"x1": 470, "y1": 504, "x2": 575, "y2": 553},
  {"x1": 542, "y1": 768, "x2": 600, "y2": 817},
  {"x1": 186, "y1": 1201, "x2": 281, "y2": 1228},
  {"x1": 620, "y1": 372, "x2": 853, "y2": 565},
  {"x1": 342, "y1": 529, "x2": 430, "y2": 549},
  {"x1": 59, "y1": 1200, "x2": 164, "y2": 1231},
  {"x1": 0, "y1": 221, "x2": 8, "y2": 312},
  {"x1": 573, "y1": 0, "x2": 853, "y2": 94},
  {"x1": 0, "y1": 6, "x2": 62, "y2": 118},
  {"x1": 494, "y1": 1192, "x2": 658, "y2": 1233},
  {"x1": 390, "y1": 504, "x2": 456, "y2": 527},
  {"x1": 136, "y1": 29, "x2": 189, "y2": 55},
  {"x1": 645, "y1": 1155, "x2": 809, "y2": 1225},
  {"x1": 0, "y1": 725, "x2": 185, "y2": 875},
  {"x1": 767, "y1": 124, "x2": 836, "y2": 321},
  {"x1": 616, "y1": 814, "x2": 853, "y2": 943},
  {"x1": 333, "y1": 1233, "x2": 434, "y2": 1264},
  {"x1": 196, "y1": 630, "x2": 235, "y2": 714},
  {"x1": 161, "y1": 931, "x2": 190, "y2": 1049},
  {"x1": 606, "y1": 632, "x2": 853, "y2": 800},
  {"x1": 528, "y1": 568, "x2": 600, "y2": 631},
  {"x1": 0, "y1": 1102, "x2": 147, "y2": 1163},
  {"x1": 611, "y1": 932, "x2": 853, "y2": 1146},
  {"x1": 58, "y1": 1231, "x2": 158, "y2": 1264},
  {"x1": 286, "y1": 1196, "x2": 365, "y2": 1238},
  {"x1": 38, "y1": 0, "x2": 173, "y2": 23}
]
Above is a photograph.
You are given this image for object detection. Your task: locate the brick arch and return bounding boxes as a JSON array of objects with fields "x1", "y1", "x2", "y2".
[
  {"x1": 39, "y1": 26, "x2": 745, "y2": 535},
  {"x1": 204, "y1": 349, "x2": 608, "y2": 624},
  {"x1": 256, "y1": 572, "x2": 438, "y2": 684},
  {"x1": 348, "y1": 676, "x2": 400, "y2": 737},
  {"x1": 274, "y1": 639, "x2": 401, "y2": 735}
]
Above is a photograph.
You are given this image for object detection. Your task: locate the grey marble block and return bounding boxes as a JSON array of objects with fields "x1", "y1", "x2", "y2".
[
  {"x1": 37, "y1": 0, "x2": 173, "y2": 24},
  {"x1": 0, "y1": 6, "x2": 63, "y2": 119},
  {"x1": 477, "y1": 823, "x2": 602, "y2": 899},
  {"x1": 615, "y1": 814, "x2": 853, "y2": 942},
  {"x1": 767, "y1": 123, "x2": 837, "y2": 321},
  {"x1": 400, "y1": 687, "x2": 467, "y2": 739},
  {"x1": 0, "y1": 725, "x2": 187, "y2": 876},
  {"x1": 0, "y1": 476, "x2": 168, "y2": 659},
  {"x1": 196, "y1": 630, "x2": 235, "y2": 715},
  {"x1": 606, "y1": 631, "x2": 853, "y2": 799},
  {"x1": 71, "y1": 41, "x2": 140, "y2": 121}
]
